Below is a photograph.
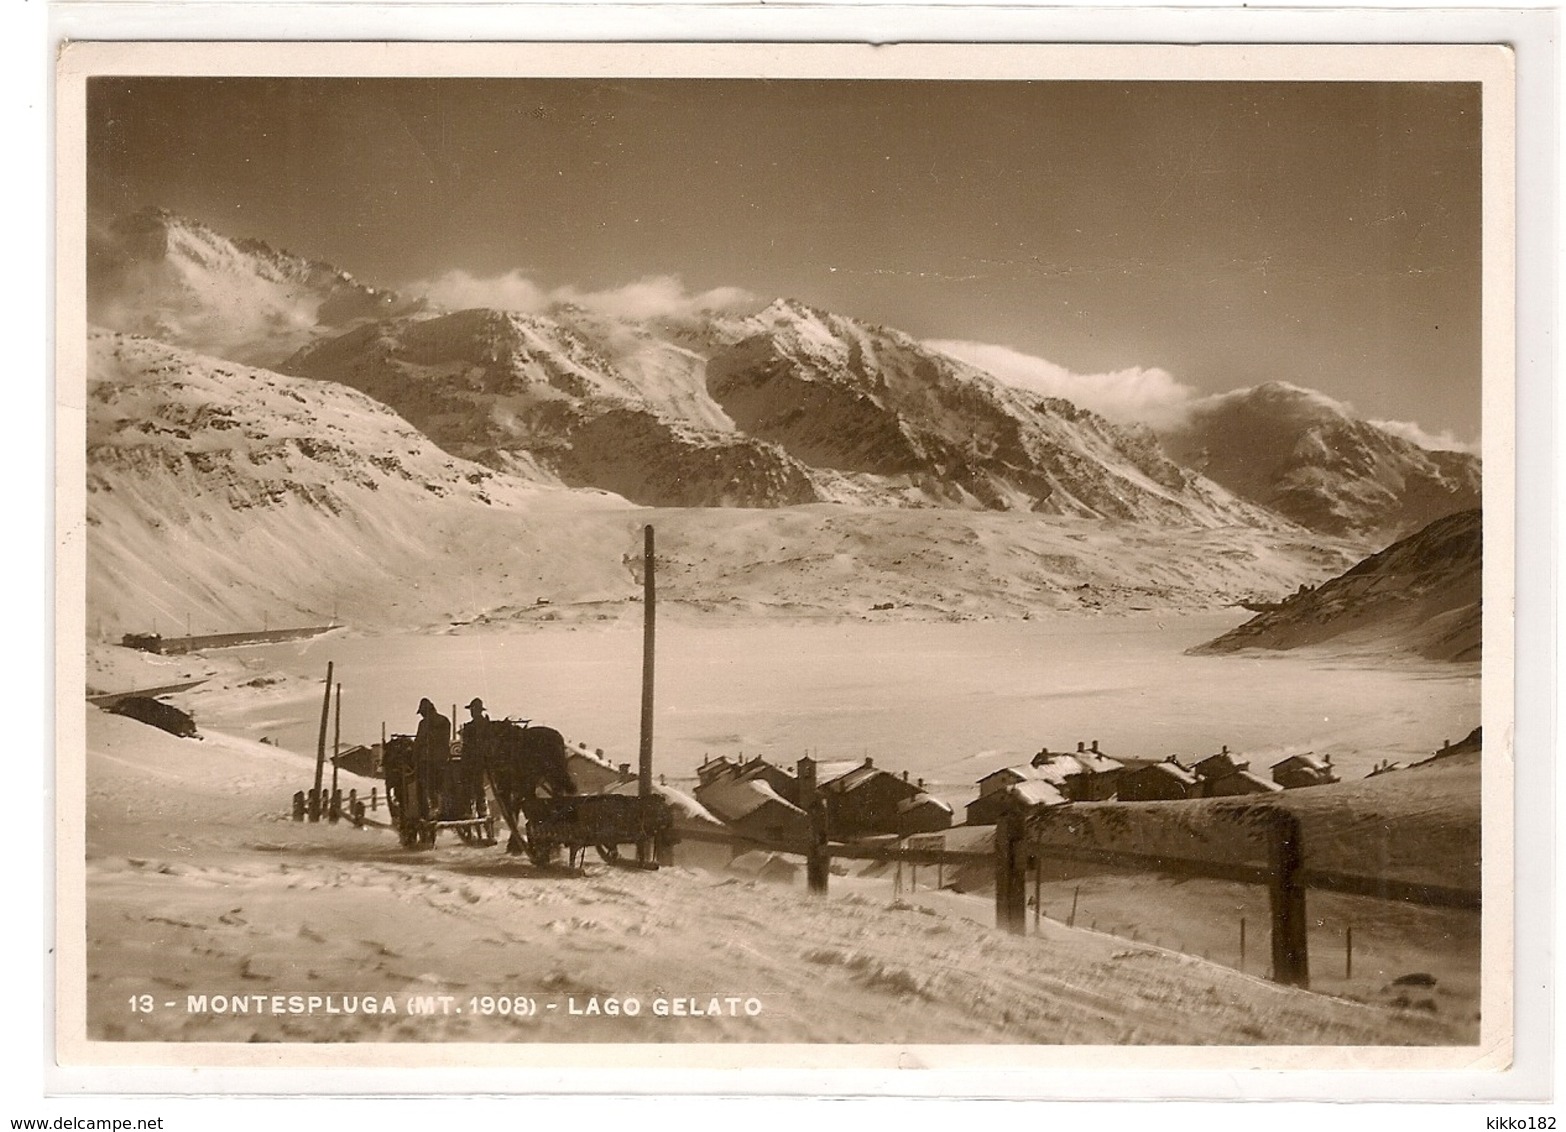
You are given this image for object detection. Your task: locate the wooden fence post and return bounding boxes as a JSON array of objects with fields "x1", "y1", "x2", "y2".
[
  {"x1": 805, "y1": 805, "x2": 830, "y2": 895},
  {"x1": 292, "y1": 791, "x2": 306, "y2": 822},
  {"x1": 799, "y1": 756, "x2": 829, "y2": 895},
  {"x1": 1033, "y1": 855, "x2": 1042, "y2": 931},
  {"x1": 994, "y1": 813, "x2": 1027, "y2": 934},
  {"x1": 1267, "y1": 810, "x2": 1310, "y2": 988},
  {"x1": 993, "y1": 814, "x2": 1010, "y2": 928}
]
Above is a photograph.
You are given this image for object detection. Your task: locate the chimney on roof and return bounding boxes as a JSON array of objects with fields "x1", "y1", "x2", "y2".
[
  {"x1": 1077, "y1": 741, "x2": 1085, "y2": 753},
  {"x1": 619, "y1": 763, "x2": 630, "y2": 777},
  {"x1": 1091, "y1": 740, "x2": 1100, "y2": 754},
  {"x1": 917, "y1": 777, "x2": 924, "y2": 789},
  {"x1": 1221, "y1": 745, "x2": 1229, "y2": 755},
  {"x1": 902, "y1": 770, "x2": 909, "y2": 782},
  {"x1": 595, "y1": 748, "x2": 604, "y2": 757}
]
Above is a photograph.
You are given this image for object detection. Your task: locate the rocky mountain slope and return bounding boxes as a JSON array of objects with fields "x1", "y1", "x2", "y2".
[
  {"x1": 1191, "y1": 508, "x2": 1481, "y2": 661},
  {"x1": 283, "y1": 296, "x2": 1279, "y2": 525},
  {"x1": 1158, "y1": 383, "x2": 1480, "y2": 539},
  {"x1": 84, "y1": 330, "x2": 634, "y2": 637},
  {"x1": 273, "y1": 306, "x2": 824, "y2": 508}
]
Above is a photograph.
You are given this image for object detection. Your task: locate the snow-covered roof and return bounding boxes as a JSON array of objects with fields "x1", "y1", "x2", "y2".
[
  {"x1": 1128, "y1": 761, "x2": 1197, "y2": 786},
  {"x1": 1270, "y1": 752, "x2": 1331, "y2": 772},
  {"x1": 984, "y1": 759, "x2": 1088, "y2": 789},
  {"x1": 604, "y1": 780, "x2": 722, "y2": 826},
  {"x1": 814, "y1": 760, "x2": 861, "y2": 786},
  {"x1": 896, "y1": 792, "x2": 954, "y2": 815},
  {"x1": 1007, "y1": 781, "x2": 1067, "y2": 807},
  {"x1": 1193, "y1": 751, "x2": 1246, "y2": 778},
  {"x1": 1208, "y1": 770, "x2": 1282, "y2": 794},
  {"x1": 821, "y1": 762, "x2": 915, "y2": 795},
  {"x1": 1065, "y1": 752, "x2": 1122, "y2": 775},
  {"x1": 694, "y1": 776, "x2": 804, "y2": 824}
]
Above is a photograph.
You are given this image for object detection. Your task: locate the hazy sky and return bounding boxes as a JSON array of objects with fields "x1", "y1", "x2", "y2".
[{"x1": 87, "y1": 78, "x2": 1483, "y2": 443}]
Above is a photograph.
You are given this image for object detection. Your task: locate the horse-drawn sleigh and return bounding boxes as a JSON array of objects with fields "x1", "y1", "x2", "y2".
[{"x1": 381, "y1": 720, "x2": 672, "y2": 867}]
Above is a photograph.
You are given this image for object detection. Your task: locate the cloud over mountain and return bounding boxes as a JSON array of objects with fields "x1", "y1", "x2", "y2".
[
  {"x1": 412, "y1": 269, "x2": 757, "y2": 320},
  {"x1": 1367, "y1": 418, "x2": 1479, "y2": 456},
  {"x1": 923, "y1": 339, "x2": 1198, "y2": 430}
]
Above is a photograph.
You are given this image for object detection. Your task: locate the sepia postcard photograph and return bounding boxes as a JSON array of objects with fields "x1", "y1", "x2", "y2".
[{"x1": 53, "y1": 40, "x2": 1517, "y2": 1080}]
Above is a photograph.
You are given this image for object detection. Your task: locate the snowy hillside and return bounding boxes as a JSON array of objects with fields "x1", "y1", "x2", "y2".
[
  {"x1": 84, "y1": 330, "x2": 634, "y2": 637},
  {"x1": 1158, "y1": 382, "x2": 1480, "y2": 538},
  {"x1": 84, "y1": 704, "x2": 1472, "y2": 1044},
  {"x1": 1192, "y1": 509, "x2": 1481, "y2": 661}
]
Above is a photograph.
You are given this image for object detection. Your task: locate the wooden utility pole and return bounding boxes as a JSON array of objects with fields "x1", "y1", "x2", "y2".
[
  {"x1": 331, "y1": 682, "x2": 342, "y2": 795},
  {"x1": 636, "y1": 525, "x2": 656, "y2": 865},
  {"x1": 311, "y1": 660, "x2": 334, "y2": 821}
]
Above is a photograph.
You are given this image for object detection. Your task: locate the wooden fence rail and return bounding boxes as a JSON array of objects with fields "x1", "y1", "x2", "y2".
[
  {"x1": 299, "y1": 787, "x2": 1476, "y2": 991},
  {"x1": 669, "y1": 804, "x2": 1478, "y2": 991}
]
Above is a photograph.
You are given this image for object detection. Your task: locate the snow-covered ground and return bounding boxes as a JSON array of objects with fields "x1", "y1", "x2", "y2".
[
  {"x1": 79, "y1": 706, "x2": 1473, "y2": 1047},
  {"x1": 71, "y1": 613, "x2": 1485, "y2": 1050}
]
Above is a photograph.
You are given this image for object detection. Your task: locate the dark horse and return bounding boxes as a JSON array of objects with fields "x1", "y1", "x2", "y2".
[
  {"x1": 479, "y1": 721, "x2": 577, "y2": 855},
  {"x1": 380, "y1": 734, "x2": 424, "y2": 846}
]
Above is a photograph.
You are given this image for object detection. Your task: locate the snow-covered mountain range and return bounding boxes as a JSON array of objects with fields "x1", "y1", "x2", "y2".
[
  {"x1": 80, "y1": 207, "x2": 1482, "y2": 634},
  {"x1": 279, "y1": 296, "x2": 1276, "y2": 526}
]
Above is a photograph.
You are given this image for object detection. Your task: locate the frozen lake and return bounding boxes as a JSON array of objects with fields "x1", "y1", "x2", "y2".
[{"x1": 206, "y1": 612, "x2": 1479, "y2": 793}]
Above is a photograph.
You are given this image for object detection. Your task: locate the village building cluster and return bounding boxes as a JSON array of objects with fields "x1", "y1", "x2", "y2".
[
  {"x1": 689, "y1": 738, "x2": 1347, "y2": 844},
  {"x1": 693, "y1": 754, "x2": 955, "y2": 842},
  {"x1": 333, "y1": 723, "x2": 1447, "y2": 850},
  {"x1": 964, "y1": 743, "x2": 1341, "y2": 824}
]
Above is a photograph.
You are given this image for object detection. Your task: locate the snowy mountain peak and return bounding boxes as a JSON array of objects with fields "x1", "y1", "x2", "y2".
[
  {"x1": 89, "y1": 207, "x2": 424, "y2": 367},
  {"x1": 1159, "y1": 381, "x2": 1479, "y2": 537}
]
